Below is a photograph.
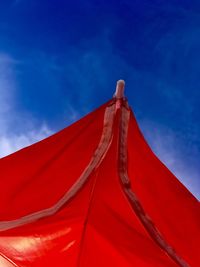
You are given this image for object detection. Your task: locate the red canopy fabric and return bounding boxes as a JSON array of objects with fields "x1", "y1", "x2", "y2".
[{"x1": 0, "y1": 97, "x2": 199, "y2": 267}]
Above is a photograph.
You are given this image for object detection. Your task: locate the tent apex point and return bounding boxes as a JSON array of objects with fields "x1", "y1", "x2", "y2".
[{"x1": 114, "y1": 79, "x2": 125, "y2": 99}]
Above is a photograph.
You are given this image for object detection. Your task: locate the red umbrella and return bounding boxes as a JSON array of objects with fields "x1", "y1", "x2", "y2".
[{"x1": 0, "y1": 80, "x2": 199, "y2": 266}]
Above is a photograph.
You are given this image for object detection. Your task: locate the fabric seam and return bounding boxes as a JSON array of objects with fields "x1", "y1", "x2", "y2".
[
  {"x1": 0, "y1": 104, "x2": 115, "y2": 232},
  {"x1": 118, "y1": 105, "x2": 189, "y2": 267}
]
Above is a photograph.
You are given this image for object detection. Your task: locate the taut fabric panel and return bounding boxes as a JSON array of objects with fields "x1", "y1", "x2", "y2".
[{"x1": 0, "y1": 98, "x2": 199, "y2": 266}]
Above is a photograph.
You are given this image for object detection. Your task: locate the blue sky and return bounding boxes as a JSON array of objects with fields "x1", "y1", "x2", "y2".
[{"x1": 0, "y1": 0, "x2": 199, "y2": 199}]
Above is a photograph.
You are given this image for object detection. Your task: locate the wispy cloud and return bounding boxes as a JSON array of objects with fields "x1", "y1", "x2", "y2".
[
  {"x1": 0, "y1": 53, "x2": 18, "y2": 133},
  {"x1": 0, "y1": 52, "x2": 52, "y2": 158},
  {"x1": 0, "y1": 124, "x2": 51, "y2": 158},
  {"x1": 140, "y1": 119, "x2": 200, "y2": 200}
]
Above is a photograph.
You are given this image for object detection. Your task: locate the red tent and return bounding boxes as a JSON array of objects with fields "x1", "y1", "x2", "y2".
[{"x1": 0, "y1": 81, "x2": 199, "y2": 267}]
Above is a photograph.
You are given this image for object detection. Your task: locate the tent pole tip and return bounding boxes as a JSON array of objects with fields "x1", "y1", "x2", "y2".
[{"x1": 114, "y1": 79, "x2": 125, "y2": 99}]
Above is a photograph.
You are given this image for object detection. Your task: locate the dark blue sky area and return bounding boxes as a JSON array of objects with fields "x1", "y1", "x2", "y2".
[{"x1": 0, "y1": 0, "x2": 199, "y2": 198}]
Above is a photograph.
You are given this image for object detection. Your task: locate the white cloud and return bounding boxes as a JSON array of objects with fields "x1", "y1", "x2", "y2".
[
  {"x1": 0, "y1": 123, "x2": 52, "y2": 158},
  {"x1": 0, "y1": 53, "x2": 52, "y2": 158},
  {"x1": 140, "y1": 119, "x2": 200, "y2": 200}
]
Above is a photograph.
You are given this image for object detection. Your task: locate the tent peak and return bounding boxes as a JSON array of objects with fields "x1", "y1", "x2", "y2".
[{"x1": 114, "y1": 79, "x2": 125, "y2": 99}]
